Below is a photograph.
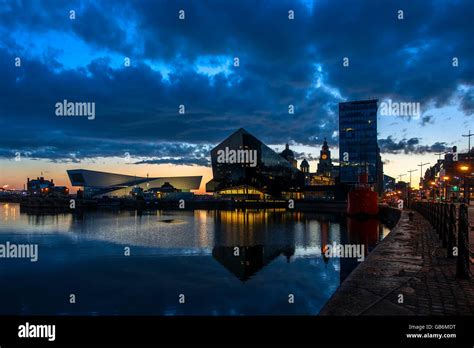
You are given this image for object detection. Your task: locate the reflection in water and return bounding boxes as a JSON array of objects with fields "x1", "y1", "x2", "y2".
[
  {"x1": 212, "y1": 245, "x2": 295, "y2": 282},
  {"x1": 2, "y1": 204, "x2": 388, "y2": 278},
  {"x1": 211, "y1": 210, "x2": 297, "y2": 281},
  {"x1": 320, "y1": 219, "x2": 330, "y2": 265},
  {"x1": 339, "y1": 217, "x2": 382, "y2": 283},
  {"x1": 0, "y1": 203, "x2": 391, "y2": 315}
]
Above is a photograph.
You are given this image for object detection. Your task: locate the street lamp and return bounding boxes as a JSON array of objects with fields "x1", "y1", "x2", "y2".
[
  {"x1": 429, "y1": 181, "x2": 437, "y2": 201},
  {"x1": 407, "y1": 169, "x2": 417, "y2": 207},
  {"x1": 459, "y1": 165, "x2": 471, "y2": 204},
  {"x1": 442, "y1": 176, "x2": 450, "y2": 201}
]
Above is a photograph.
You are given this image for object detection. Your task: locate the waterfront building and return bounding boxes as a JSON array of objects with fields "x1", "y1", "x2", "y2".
[
  {"x1": 297, "y1": 138, "x2": 336, "y2": 188},
  {"x1": 299, "y1": 138, "x2": 337, "y2": 188},
  {"x1": 339, "y1": 99, "x2": 382, "y2": 193},
  {"x1": 316, "y1": 138, "x2": 333, "y2": 177},
  {"x1": 376, "y1": 146, "x2": 384, "y2": 194},
  {"x1": 26, "y1": 177, "x2": 69, "y2": 196},
  {"x1": 300, "y1": 159, "x2": 310, "y2": 174},
  {"x1": 27, "y1": 177, "x2": 54, "y2": 195},
  {"x1": 299, "y1": 159, "x2": 310, "y2": 186},
  {"x1": 395, "y1": 181, "x2": 409, "y2": 200},
  {"x1": 422, "y1": 148, "x2": 474, "y2": 201},
  {"x1": 205, "y1": 128, "x2": 305, "y2": 198},
  {"x1": 280, "y1": 144, "x2": 298, "y2": 168},
  {"x1": 383, "y1": 175, "x2": 396, "y2": 192},
  {"x1": 67, "y1": 169, "x2": 202, "y2": 198}
]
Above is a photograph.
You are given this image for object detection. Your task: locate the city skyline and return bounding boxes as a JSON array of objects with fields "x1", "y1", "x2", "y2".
[{"x1": 1, "y1": 0, "x2": 473, "y2": 192}]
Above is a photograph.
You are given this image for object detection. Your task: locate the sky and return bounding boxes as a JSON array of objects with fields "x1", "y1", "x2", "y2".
[{"x1": 0, "y1": 0, "x2": 473, "y2": 192}]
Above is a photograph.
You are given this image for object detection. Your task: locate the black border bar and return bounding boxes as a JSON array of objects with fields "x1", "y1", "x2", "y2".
[{"x1": 0, "y1": 316, "x2": 473, "y2": 346}]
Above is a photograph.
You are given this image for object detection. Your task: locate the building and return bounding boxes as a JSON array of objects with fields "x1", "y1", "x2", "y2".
[
  {"x1": 395, "y1": 181, "x2": 409, "y2": 199},
  {"x1": 339, "y1": 99, "x2": 381, "y2": 190},
  {"x1": 421, "y1": 148, "x2": 474, "y2": 201},
  {"x1": 383, "y1": 174, "x2": 396, "y2": 192},
  {"x1": 26, "y1": 177, "x2": 69, "y2": 196},
  {"x1": 205, "y1": 128, "x2": 305, "y2": 198},
  {"x1": 298, "y1": 138, "x2": 336, "y2": 187},
  {"x1": 316, "y1": 138, "x2": 333, "y2": 176},
  {"x1": 67, "y1": 169, "x2": 202, "y2": 198},
  {"x1": 280, "y1": 144, "x2": 297, "y2": 168},
  {"x1": 376, "y1": 146, "x2": 384, "y2": 194},
  {"x1": 300, "y1": 159, "x2": 310, "y2": 174},
  {"x1": 296, "y1": 139, "x2": 342, "y2": 200},
  {"x1": 300, "y1": 159, "x2": 310, "y2": 185}
]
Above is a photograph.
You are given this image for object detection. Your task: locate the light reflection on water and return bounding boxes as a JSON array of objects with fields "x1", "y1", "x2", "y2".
[{"x1": 0, "y1": 203, "x2": 390, "y2": 315}]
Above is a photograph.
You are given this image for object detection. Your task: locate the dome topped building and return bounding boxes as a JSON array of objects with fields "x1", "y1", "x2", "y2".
[
  {"x1": 280, "y1": 143, "x2": 294, "y2": 158},
  {"x1": 280, "y1": 143, "x2": 297, "y2": 168},
  {"x1": 300, "y1": 159, "x2": 309, "y2": 173}
]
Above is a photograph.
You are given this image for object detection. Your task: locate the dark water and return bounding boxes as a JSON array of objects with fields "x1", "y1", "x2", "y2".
[{"x1": 0, "y1": 203, "x2": 389, "y2": 315}]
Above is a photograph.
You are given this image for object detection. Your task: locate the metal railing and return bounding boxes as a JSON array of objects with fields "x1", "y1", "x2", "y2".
[{"x1": 411, "y1": 201, "x2": 471, "y2": 279}]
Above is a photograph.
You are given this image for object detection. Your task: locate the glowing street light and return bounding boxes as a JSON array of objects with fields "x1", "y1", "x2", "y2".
[{"x1": 458, "y1": 164, "x2": 471, "y2": 204}]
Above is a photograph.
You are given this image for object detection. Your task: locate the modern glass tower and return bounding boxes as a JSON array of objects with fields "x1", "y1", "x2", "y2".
[{"x1": 339, "y1": 100, "x2": 378, "y2": 184}]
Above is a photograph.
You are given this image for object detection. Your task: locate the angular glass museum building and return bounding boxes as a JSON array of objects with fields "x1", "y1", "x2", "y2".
[
  {"x1": 206, "y1": 128, "x2": 305, "y2": 197},
  {"x1": 67, "y1": 169, "x2": 202, "y2": 198}
]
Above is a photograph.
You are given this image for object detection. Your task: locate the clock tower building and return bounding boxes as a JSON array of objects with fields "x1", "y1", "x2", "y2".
[{"x1": 316, "y1": 138, "x2": 333, "y2": 176}]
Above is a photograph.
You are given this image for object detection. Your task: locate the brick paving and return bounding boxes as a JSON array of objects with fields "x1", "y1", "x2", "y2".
[{"x1": 320, "y1": 210, "x2": 474, "y2": 315}]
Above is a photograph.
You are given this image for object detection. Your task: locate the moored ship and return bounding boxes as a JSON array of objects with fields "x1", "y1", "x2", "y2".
[{"x1": 347, "y1": 172, "x2": 379, "y2": 217}]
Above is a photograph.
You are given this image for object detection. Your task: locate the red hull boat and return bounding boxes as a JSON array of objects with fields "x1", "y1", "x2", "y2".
[{"x1": 347, "y1": 172, "x2": 379, "y2": 216}]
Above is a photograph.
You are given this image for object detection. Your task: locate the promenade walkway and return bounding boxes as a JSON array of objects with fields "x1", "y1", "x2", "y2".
[{"x1": 320, "y1": 210, "x2": 474, "y2": 315}]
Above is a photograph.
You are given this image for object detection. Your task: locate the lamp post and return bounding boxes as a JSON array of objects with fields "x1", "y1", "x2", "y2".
[
  {"x1": 397, "y1": 174, "x2": 406, "y2": 181},
  {"x1": 442, "y1": 176, "x2": 450, "y2": 201},
  {"x1": 462, "y1": 130, "x2": 473, "y2": 160},
  {"x1": 462, "y1": 130, "x2": 473, "y2": 205},
  {"x1": 407, "y1": 169, "x2": 417, "y2": 207},
  {"x1": 429, "y1": 180, "x2": 437, "y2": 200},
  {"x1": 460, "y1": 165, "x2": 470, "y2": 205}
]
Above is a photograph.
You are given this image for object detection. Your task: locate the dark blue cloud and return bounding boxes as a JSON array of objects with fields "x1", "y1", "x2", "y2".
[
  {"x1": 379, "y1": 136, "x2": 449, "y2": 154},
  {"x1": 0, "y1": 0, "x2": 473, "y2": 164}
]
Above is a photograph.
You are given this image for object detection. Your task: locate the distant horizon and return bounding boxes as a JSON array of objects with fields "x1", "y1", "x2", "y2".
[
  {"x1": 1, "y1": 0, "x2": 473, "y2": 193},
  {"x1": 2, "y1": 130, "x2": 472, "y2": 193}
]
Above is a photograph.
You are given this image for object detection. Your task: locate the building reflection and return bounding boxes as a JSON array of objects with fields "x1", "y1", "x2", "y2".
[
  {"x1": 212, "y1": 209, "x2": 296, "y2": 282},
  {"x1": 339, "y1": 217, "x2": 380, "y2": 283},
  {"x1": 212, "y1": 245, "x2": 295, "y2": 282},
  {"x1": 4, "y1": 203, "x2": 389, "y2": 286},
  {"x1": 320, "y1": 219, "x2": 330, "y2": 265}
]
